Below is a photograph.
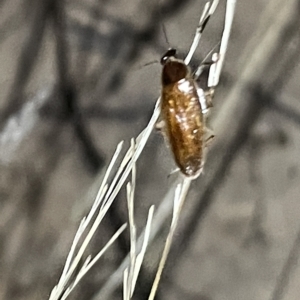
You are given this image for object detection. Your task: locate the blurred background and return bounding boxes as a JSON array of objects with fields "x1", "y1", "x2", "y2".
[{"x1": 1, "y1": 0, "x2": 300, "y2": 299}]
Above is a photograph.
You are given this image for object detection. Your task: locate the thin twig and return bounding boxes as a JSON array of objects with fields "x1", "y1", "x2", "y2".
[
  {"x1": 0, "y1": 0, "x2": 50, "y2": 130},
  {"x1": 123, "y1": 161, "x2": 154, "y2": 299},
  {"x1": 165, "y1": 0, "x2": 300, "y2": 282},
  {"x1": 49, "y1": 142, "x2": 133, "y2": 300},
  {"x1": 208, "y1": 0, "x2": 236, "y2": 87},
  {"x1": 93, "y1": 1, "x2": 236, "y2": 298},
  {"x1": 93, "y1": 180, "x2": 179, "y2": 300},
  {"x1": 52, "y1": 0, "x2": 105, "y2": 172},
  {"x1": 185, "y1": 0, "x2": 220, "y2": 65},
  {"x1": 148, "y1": 178, "x2": 191, "y2": 300}
]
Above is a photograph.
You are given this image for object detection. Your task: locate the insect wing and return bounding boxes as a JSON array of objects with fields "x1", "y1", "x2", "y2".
[{"x1": 161, "y1": 78, "x2": 204, "y2": 177}]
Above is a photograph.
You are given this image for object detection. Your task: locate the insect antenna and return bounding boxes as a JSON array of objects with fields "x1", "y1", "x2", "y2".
[
  {"x1": 134, "y1": 60, "x2": 160, "y2": 71},
  {"x1": 155, "y1": 0, "x2": 172, "y2": 49},
  {"x1": 161, "y1": 22, "x2": 171, "y2": 49}
]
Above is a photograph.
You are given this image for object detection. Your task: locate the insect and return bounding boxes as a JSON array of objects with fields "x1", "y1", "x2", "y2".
[
  {"x1": 157, "y1": 0, "x2": 235, "y2": 179},
  {"x1": 159, "y1": 48, "x2": 214, "y2": 179}
]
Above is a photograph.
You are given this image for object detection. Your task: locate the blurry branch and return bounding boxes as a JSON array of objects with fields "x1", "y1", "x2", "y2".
[
  {"x1": 0, "y1": 87, "x2": 73, "y2": 299},
  {"x1": 72, "y1": 0, "x2": 104, "y2": 85},
  {"x1": 81, "y1": 103, "x2": 153, "y2": 121},
  {"x1": 87, "y1": 0, "x2": 195, "y2": 98},
  {"x1": 261, "y1": 29, "x2": 300, "y2": 126},
  {"x1": 270, "y1": 225, "x2": 300, "y2": 300},
  {"x1": 51, "y1": 0, "x2": 105, "y2": 173},
  {"x1": 165, "y1": 0, "x2": 300, "y2": 282},
  {"x1": 51, "y1": 0, "x2": 70, "y2": 102},
  {"x1": 271, "y1": 99, "x2": 300, "y2": 126},
  {"x1": 0, "y1": 0, "x2": 51, "y2": 130},
  {"x1": 0, "y1": 0, "x2": 105, "y2": 172},
  {"x1": 0, "y1": 0, "x2": 12, "y2": 12},
  {"x1": 0, "y1": 0, "x2": 29, "y2": 44}
]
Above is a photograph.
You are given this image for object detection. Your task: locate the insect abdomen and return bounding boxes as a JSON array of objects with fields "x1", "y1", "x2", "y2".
[{"x1": 161, "y1": 78, "x2": 204, "y2": 178}]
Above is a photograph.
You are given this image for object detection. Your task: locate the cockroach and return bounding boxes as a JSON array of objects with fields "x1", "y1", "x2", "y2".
[
  {"x1": 159, "y1": 48, "x2": 212, "y2": 179},
  {"x1": 157, "y1": 0, "x2": 235, "y2": 179}
]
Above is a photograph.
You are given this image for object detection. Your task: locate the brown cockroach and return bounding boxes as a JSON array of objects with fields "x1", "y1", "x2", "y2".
[
  {"x1": 159, "y1": 48, "x2": 213, "y2": 179},
  {"x1": 157, "y1": 0, "x2": 235, "y2": 179}
]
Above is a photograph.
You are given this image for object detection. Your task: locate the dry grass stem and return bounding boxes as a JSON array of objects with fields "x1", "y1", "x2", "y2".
[
  {"x1": 123, "y1": 161, "x2": 155, "y2": 300},
  {"x1": 92, "y1": 1, "x2": 236, "y2": 298},
  {"x1": 185, "y1": 0, "x2": 220, "y2": 65},
  {"x1": 50, "y1": 141, "x2": 134, "y2": 300},
  {"x1": 148, "y1": 178, "x2": 191, "y2": 300},
  {"x1": 50, "y1": 1, "x2": 236, "y2": 299},
  {"x1": 208, "y1": 0, "x2": 236, "y2": 87},
  {"x1": 94, "y1": 180, "x2": 179, "y2": 300},
  {"x1": 60, "y1": 224, "x2": 127, "y2": 300}
]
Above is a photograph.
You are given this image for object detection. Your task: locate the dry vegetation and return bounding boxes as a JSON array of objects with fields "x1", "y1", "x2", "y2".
[{"x1": 1, "y1": 0, "x2": 300, "y2": 299}]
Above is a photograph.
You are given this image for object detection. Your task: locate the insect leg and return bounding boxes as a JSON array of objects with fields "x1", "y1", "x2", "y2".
[
  {"x1": 194, "y1": 51, "x2": 219, "y2": 80},
  {"x1": 155, "y1": 120, "x2": 166, "y2": 131},
  {"x1": 194, "y1": 49, "x2": 218, "y2": 114},
  {"x1": 167, "y1": 168, "x2": 180, "y2": 178},
  {"x1": 155, "y1": 120, "x2": 170, "y2": 146},
  {"x1": 204, "y1": 133, "x2": 215, "y2": 147},
  {"x1": 205, "y1": 88, "x2": 215, "y2": 108}
]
